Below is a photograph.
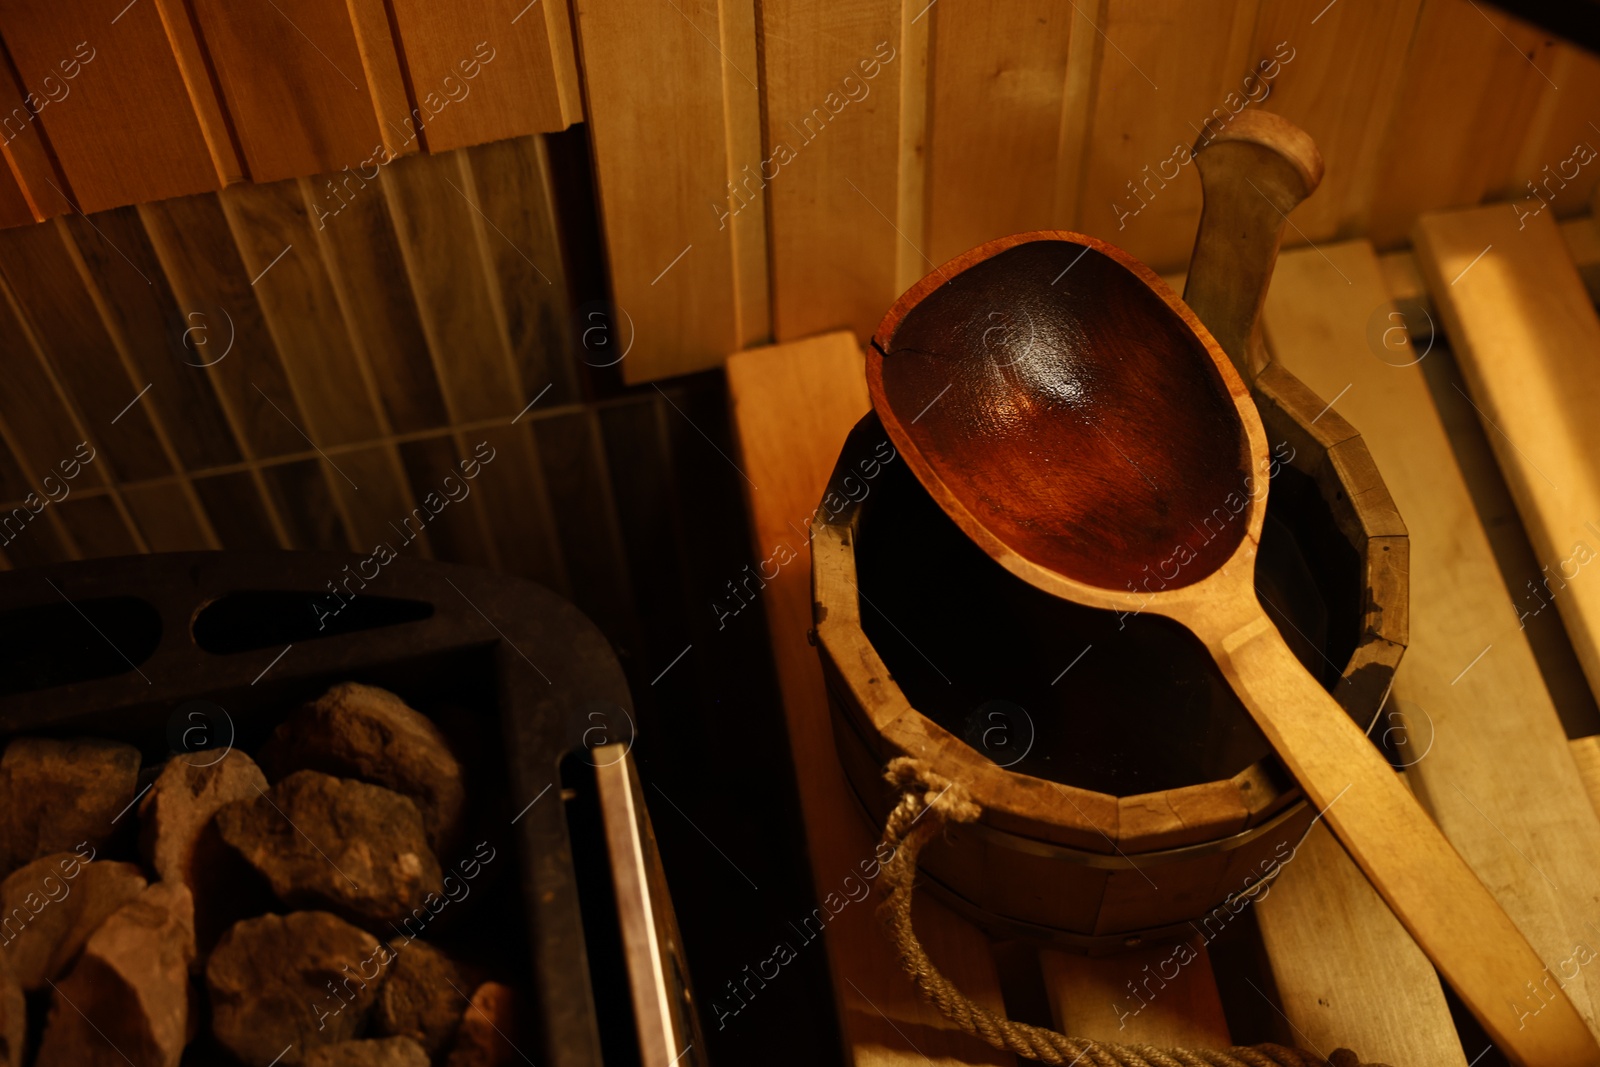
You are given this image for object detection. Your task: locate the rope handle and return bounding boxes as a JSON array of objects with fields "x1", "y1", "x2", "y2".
[{"x1": 874, "y1": 758, "x2": 1393, "y2": 1067}]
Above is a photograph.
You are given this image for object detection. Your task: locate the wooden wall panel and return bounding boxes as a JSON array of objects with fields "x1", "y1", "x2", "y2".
[
  {"x1": 60, "y1": 207, "x2": 242, "y2": 471},
  {"x1": 120, "y1": 480, "x2": 216, "y2": 551},
  {"x1": 218, "y1": 179, "x2": 383, "y2": 446},
  {"x1": 0, "y1": 42, "x2": 64, "y2": 222},
  {"x1": 386, "y1": 0, "x2": 580, "y2": 151},
  {"x1": 1249, "y1": 0, "x2": 1421, "y2": 243},
  {"x1": 188, "y1": 0, "x2": 388, "y2": 182},
  {"x1": 137, "y1": 193, "x2": 308, "y2": 459},
  {"x1": 924, "y1": 0, "x2": 1076, "y2": 264},
  {"x1": 573, "y1": 0, "x2": 758, "y2": 380},
  {"x1": 0, "y1": 221, "x2": 171, "y2": 482},
  {"x1": 305, "y1": 174, "x2": 448, "y2": 435},
  {"x1": 381, "y1": 149, "x2": 520, "y2": 424},
  {"x1": 1364, "y1": 0, "x2": 1560, "y2": 247},
  {"x1": 0, "y1": 273, "x2": 103, "y2": 491},
  {"x1": 150, "y1": 0, "x2": 246, "y2": 185},
  {"x1": 1074, "y1": 0, "x2": 1259, "y2": 271},
  {"x1": 761, "y1": 2, "x2": 919, "y2": 343},
  {"x1": 1, "y1": 0, "x2": 218, "y2": 212},
  {"x1": 463, "y1": 136, "x2": 580, "y2": 406}
]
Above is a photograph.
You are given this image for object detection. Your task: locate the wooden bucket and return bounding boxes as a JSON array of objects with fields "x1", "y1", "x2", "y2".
[{"x1": 811, "y1": 362, "x2": 1408, "y2": 953}]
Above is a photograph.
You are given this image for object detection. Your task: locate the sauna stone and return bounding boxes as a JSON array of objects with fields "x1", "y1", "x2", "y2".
[
  {"x1": 0, "y1": 854, "x2": 146, "y2": 989},
  {"x1": 260, "y1": 683, "x2": 466, "y2": 855},
  {"x1": 303, "y1": 1037, "x2": 430, "y2": 1067},
  {"x1": 374, "y1": 940, "x2": 471, "y2": 1055},
  {"x1": 445, "y1": 982, "x2": 521, "y2": 1067},
  {"x1": 207, "y1": 911, "x2": 389, "y2": 1066},
  {"x1": 216, "y1": 770, "x2": 443, "y2": 927},
  {"x1": 139, "y1": 749, "x2": 269, "y2": 951},
  {"x1": 0, "y1": 737, "x2": 140, "y2": 877},
  {"x1": 35, "y1": 881, "x2": 195, "y2": 1067}
]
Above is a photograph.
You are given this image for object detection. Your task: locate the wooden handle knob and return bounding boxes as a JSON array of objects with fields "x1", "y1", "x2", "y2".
[{"x1": 1182, "y1": 110, "x2": 1324, "y2": 386}]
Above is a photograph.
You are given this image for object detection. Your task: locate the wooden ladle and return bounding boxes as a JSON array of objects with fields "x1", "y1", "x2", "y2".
[{"x1": 866, "y1": 225, "x2": 1597, "y2": 1067}]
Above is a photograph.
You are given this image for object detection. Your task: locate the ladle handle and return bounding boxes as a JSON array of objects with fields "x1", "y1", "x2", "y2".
[
  {"x1": 1213, "y1": 613, "x2": 1600, "y2": 1067},
  {"x1": 1182, "y1": 110, "x2": 1323, "y2": 386}
]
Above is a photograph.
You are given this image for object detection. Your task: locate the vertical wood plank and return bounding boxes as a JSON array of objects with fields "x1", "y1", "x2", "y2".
[
  {"x1": 218, "y1": 179, "x2": 384, "y2": 446},
  {"x1": 381, "y1": 149, "x2": 519, "y2": 423},
  {"x1": 1, "y1": 0, "x2": 218, "y2": 212},
  {"x1": 329, "y1": 444, "x2": 431, "y2": 558},
  {"x1": 306, "y1": 174, "x2": 449, "y2": 434},
  {"x1": 386, "y1": 0, "x2": 578, "y2": 151},
  {"x1": 1073, "y1": 0, "x2": 1261, "y2": 271},
  {"x1": 463, "y1": 136, "x2": 580, "y2": 407},
  {"x1": 138, "y1": 193, "x2": 308, "y2": 459},
  {"x1": 258, "y1": 458, "x2": 353, "y2": 550},
  {"x1": 572, "y1": 0, "x2": 748, "y2": 379},
  {"x1": 530, "y1": 408, "x2": 637, "y2": 647},
  {"x1": 1503, "y1": 44, "x2": 1600, "y2": 223},
  {"x1": 0, "y1": 501, "x2": 73, "y2": 566},
  {"x1": 150, "y1": 0, "x2": 246, "y2": 185},
  {"x1": 397, "y1": 435, "x2": 494, "y2": 568},
  {"x1": 343, "y1": 0, "x2": 416, "y2": 159},
  {"x1": 924, "y1": 1, "x2": 1075, "y2": 264},
  {"x1": 188, "y1": 0, "x2": 385, "y2": 181},
  {"x1": 0, "y1": 45, "x2": 60, "y2": 223},
  {"x1": 1248, "y1": 0, "x2": 1421, "y2": 243},
  {"x1": 761, "y1": 3, "x2": 917, "y2": 343},
  {"x1": 1362, "y1": 0, "x2": 1560, "y2": 247},
  {"x1": 471, "y1": 422, "x2": 565, "y2": 590},
  {"x1": 0, "y1": 272, "x2": 104, "y2": 490},
  {"x1": 0, "y1": 221, "x2": 170, "y2": 481},
  {"x1": 60, "y1": 206, "x2": 242, "y2": 470}
]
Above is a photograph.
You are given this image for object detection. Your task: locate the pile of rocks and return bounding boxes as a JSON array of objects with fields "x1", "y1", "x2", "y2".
[{"x1": 0, "y1": 683, "x2": 524, "y2": 1067}]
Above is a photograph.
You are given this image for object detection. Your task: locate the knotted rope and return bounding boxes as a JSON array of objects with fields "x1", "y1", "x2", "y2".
[{"x1": 875, "y1": 757, "x2": 1391, "y2": 1067}]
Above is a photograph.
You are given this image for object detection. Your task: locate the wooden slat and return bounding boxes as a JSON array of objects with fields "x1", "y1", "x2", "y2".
[
  {"x1": 1362, "y1": 0, "x2": 1559, "y2": 247},
  {"x1": 1040, "y1": 938, "x2": 1231, "y2": 1048},
  {"x1": 188, "y1": 0, "x2": 386, "y2": 182},
  {"x1": 1414, "y1": 205, "x2": 1600, "y2": 709},
  {"x1": 60, "y1": 207, "x2": 242, "y2": 471},
  {"x1": 924, "y1": 1, "x2": 1075, "y2": 264},
  {"x1": 137, "y1": 193, "x2": 308, "y2": 459},
  {"x1": 531, "y1": 409, "x2": 637, "y2": 648},
  {"x1": 1255, "y1": 823, "x2": 1466, "y2": 1066},
  {"x1": 760, "y1": 3, "x2": 920, "y2": 344},
  {"x1": 462, "y1": 136, "x2": 580, "y2": 407},
  {"x1": 1504, "y1": 45, "x2": 1600, "y2": 222},
  {"x1": 1072, "y1": 0, "x2": 1259, "y2": 271},
  {"x1": 258, "y1": 458, "x2": 353, "y2": 551},
  {"x1": 1, "y1": 0, "x2": 218, "y2": 213},
  {"x1": 150, "y1": 0, "x2": 245, "y2": 185},
  {"x1": 0, "y1": 220, "x2": 170, "y2": 481},
  {"x1": 305, "y1": 174, "x2": 448, "y2": 435},
  {"x1": 572, "y1": 0, "x2": 754, "y2": 380},
  {"x1": 380, "y1": 150, "x2": 520, "y2": 423},
  {"x1": 1574, "y1": 737, "x2": 1600, "y2": 817},
  {"x1": 472, "y1": 422, "x2": 565, "y2": 590},
  {"x1": 0, "y1": 272, "x2": 104, "y2": 491},
  {"x1": 397, "y1": 435, "x2": 494, "y2": 568},
  {"x1": 328, "y1": 443, "x2": 429, "y2": 558},
  {"x1": 726, "y1": 330, "x2": 1013, "y2": 1066},
  {"x1": 218, "y1": 179, "x2": 383, "y2": 446},
  {"x1": 1263, "y1": 238, "x2": 1600, "y2": 1039},
  {"x1": 0, "y1": 46, "x2": 59, "y2": 224},
  {"x1": 386, "y1": 0, "x2": 579, "y2": 151},
  {"x1": 1248, "y1": 0, "x2": 1421, "y2": 243},
  {"x1": 343, "y1": 0, "x2": 415, "y2": 160}
]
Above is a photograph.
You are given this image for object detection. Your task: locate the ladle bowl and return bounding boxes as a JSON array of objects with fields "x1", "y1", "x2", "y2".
[{"x1": 866, "y1": 231, "x2": 1597, "y2": 1067}]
